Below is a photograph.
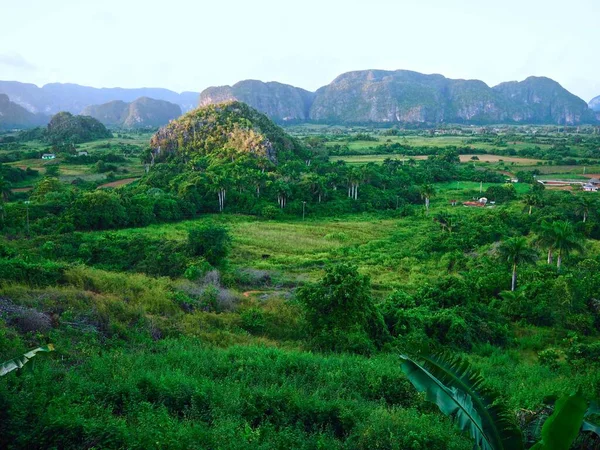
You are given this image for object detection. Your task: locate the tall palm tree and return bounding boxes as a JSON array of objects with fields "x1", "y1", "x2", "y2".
[
  {"x1": 498, "y1": 237, "x2": 537, "y2": 291},
  {"x1": 0, "y1": 176, "x2": 12, "y2": 202},
  {"x1": 534, "y1": 220, "x2": 557, "y2": 264},
  {"x1": 522, "y1": 193, "x2": 542, "y2": 215},
  {"x1": 574, "y1": 196, "x2": 594, "y2": 223},
  {"x1": 0, "y1": 177, "x2": 11, "y2": 221},
  {"x1": 420, "y1": 184, "x2": 436, "y2": 214},
  {"x1": 550, "y1": 220, "x2": 584, "y2": 270}
]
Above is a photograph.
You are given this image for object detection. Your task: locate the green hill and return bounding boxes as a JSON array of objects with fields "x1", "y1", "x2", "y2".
[
  {"x1": 45, "y1": 111, "x2": 112, "y2": 144},
  {"x1": 150, "y1": 101, "x2": 304, "y2": 164}
]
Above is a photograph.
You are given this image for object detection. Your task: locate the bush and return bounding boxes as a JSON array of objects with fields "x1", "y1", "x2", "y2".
[
  {"x1": 297, "y1": 263, "x2": 390, "y2": 353},
  {"x1": 187, "y1": 224, "x2": 231, "y2": 266}
]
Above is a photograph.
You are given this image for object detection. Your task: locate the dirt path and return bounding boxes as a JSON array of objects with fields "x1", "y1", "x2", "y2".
[
  {"x1": 11, "y1": 187, "x2": 33, "y2": 192},
  {"x1": 97, "y1": 177, "x2": 139, "y2": 189}
]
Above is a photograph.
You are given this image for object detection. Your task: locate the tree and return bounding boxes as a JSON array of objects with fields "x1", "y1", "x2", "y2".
[
  {"x1": 0, "y1": 176, "x2": 12, "y2": 202},
  {"x1": 535, "y1": 220, "x2": 557, "y2": 265},
  {"x1": 550, "y1": 221, "x2": 584, "y2": 270},
  {"x1": 420, "y1": 184, "x2": 436, "y2": 213},
  {"x1": 498, "y1": 237, "x2": 537, "y2": 291},
  {"x1": 0, "y1": 177, "x2": 11, "y2": 221},
  {"x1": 297, "y1": 263, "x2": 389, "y2": 353},
  {"x1": 522, "y1": 193, "x2": 542, "y2": 215},
  {"x1": 187, "y1": 224, "x2": 230, "y2": 266},
  {"x1": 574, "y1": 196, "x2": 594, "y2": 223},
  {"x1": 44, "y1": 164, "x2": 60, "y2": 177}
]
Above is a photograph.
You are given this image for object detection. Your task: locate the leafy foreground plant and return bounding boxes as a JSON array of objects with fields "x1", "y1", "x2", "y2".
[
  {"x1": 400, "y1": 353, "x2": 524, "y2": 450},
  {"x1": 401, "y1": 354, "x2": 600, "y2": 450},
  {"x1": 0, "y1": 344, "x2": 54, "y2": 377}
]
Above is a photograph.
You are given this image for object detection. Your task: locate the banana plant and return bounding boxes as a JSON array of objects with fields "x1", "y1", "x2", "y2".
[
  {"x1": 401, "y1": 354, "x2": 600, "y2": 450},
  {"x1": 0, "y1": 344, "x2": 55, "y2": 377},
  {"x1": 530, "y1": 393, "x2": 587, "y2": 450},
  {"x1": 400, "y1": 353, "x2": 523, "y2": 450}
]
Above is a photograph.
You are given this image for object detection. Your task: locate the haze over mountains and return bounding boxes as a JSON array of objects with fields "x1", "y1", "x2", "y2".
[
  {"x1": 0, "y1": 81, "x2": 198, "y2": 116},
  {"x1": 1, "y1": 70, "x2": 599, "y2": 129}
]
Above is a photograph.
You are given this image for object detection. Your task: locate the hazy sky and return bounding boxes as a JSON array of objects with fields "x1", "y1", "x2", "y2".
[{"x1": 1, "y1": 0, "x2": 599, "y2": 101}]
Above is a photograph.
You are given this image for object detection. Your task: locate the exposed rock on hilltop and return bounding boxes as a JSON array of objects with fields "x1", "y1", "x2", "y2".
[
  {"x1": 590, "y1": 95, "x2": 600, "y2": 112},
  {"x1": 200, "y1": 70, "x2": 597, "y2": 125},
  {"x1": 45, "y1": 111, "x2": 112, "y2": 144},
  {"x1": 150, "y1": 101, "x2": 303, "y2": 164},
  {"x1": 199, "y1": 80, "x2": 314, "y2": 122},
  {"x1": 82, "y1": 97, "x2": 182, "y2": 128},
  {"x1": 0, "y1": 94, "x2": 48, "y2": 129}
]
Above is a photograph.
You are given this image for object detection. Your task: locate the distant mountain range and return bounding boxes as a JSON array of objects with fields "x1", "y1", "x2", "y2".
[
  {"x1": 1, "y1": 71, "x2": 599, "y2": 129},
  {"x1": 0, "y1": 81, "x2": 198, "y2": 116},
  {"x1": 200, "y1": 70, "x2": 598, "y2": 125},
  {"x1": 82, "y1": 97, "x2": 182, "y2": 129}
]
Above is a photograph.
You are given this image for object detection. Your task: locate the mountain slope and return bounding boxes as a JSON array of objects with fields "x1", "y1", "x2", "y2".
[
  {"x1": 0, "y1": 93, "x2": 48, "y2": 130},
  {"x1": 150, "y1": 101, "x2": 303, "y2": 164},
  {"x1": 590, "y1": 95, "x2": 600, "y2": 112},
  {"x1": 199, "y1": 80, "x2": 314, "y2": 122},
  {"x1": 82, "y1": 97, "x2": 182, "y2": 128},
  {"x1": 0, "y1": 81, "x2": 199, "y2": 115}
]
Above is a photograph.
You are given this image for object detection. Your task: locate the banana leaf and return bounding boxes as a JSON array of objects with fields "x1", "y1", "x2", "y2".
[
  {"x1": 0, "y1": 344, "x2": 55, "y2": 377},
  {"x1": 530, "y1": 393, "x2": 587, "y2": 450},
  {"x1": 400, "y1": 354, "x2": 523, "y2": 450}
]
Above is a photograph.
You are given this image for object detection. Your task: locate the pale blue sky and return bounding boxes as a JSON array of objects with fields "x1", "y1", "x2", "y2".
[{"x1": 1, "y1": 0, "x2": 598, "y2": 101}]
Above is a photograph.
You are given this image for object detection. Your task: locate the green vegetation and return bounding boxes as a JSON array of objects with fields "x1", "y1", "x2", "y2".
[
  {"x1": 2, "y1": 103, "x2": 600, "y2": 449},
  {"x1": 45, "y1": 111, "x2": 112, "y2": 144}
]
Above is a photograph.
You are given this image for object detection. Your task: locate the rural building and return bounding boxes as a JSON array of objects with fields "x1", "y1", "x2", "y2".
[
  {"x1": 77, "y1": 151, "x2": 88, "y2": 156},
  {"x1": 41, "y1": 153, "x2": 56, "y2": 160},
  {"x1": 583, "y1": 183, "x2": 598, "y2": 192},
  {"x1": 463, "y1": 197, "x2": 488, "y2": 207}
]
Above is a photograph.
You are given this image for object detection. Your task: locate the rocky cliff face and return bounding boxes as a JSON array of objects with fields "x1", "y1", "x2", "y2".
[
  {"x1": 199, "y1": 80, "x2": 314, "y2": 122},
  {"x1": 200, "y1": 70, "x2": 597, "y2": 125},
  {"x1": 590, "y1": 95, "x2": 600, "y2": 112},
  {"x1": 310, "y1": 70, "x2": 595, "y2": 124},
  {"x1": 83, "y1": 97, "x2": 182, "y2": 128},
  {"x1": 492, "y1": 77, "x2": 595, "y2": 124},
  {"x1": 0, "y1": 94, "x2": 48, "y2": 129},
  {"x1": 0, "y1": 81, "x2": 199, "y2": 115}
]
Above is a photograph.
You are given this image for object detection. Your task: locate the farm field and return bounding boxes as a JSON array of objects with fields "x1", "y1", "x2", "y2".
[{"x1": 331, "y1": 153, "x2": 542, "y2": 165}]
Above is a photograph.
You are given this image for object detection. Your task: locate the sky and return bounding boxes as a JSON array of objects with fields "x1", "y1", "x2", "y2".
[{"x1": 1, "y1": 0, "x2": 599, "y2": 102}]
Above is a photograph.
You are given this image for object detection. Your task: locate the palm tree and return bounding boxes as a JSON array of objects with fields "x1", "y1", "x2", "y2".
[
  {"x1": 420, "y1": 184, "x2": 436, "y2": 213},
  {"x1": 0, "y1": 176, "x2": 11, "y2": 202},
  {"x1": 0, "y1": 177, "x2": 11, "y2": 221},
  {"x1": 498, "y1": 237, "x2": 537, "y2": 291},
  {"x1": 522, "y1": 194, "x2": 542, "y2": 215},
  {"x1": 574, "y1": 196, "x2": 594, "y2": 223},
  {"x1": 534, "y1": 220, "x2": 557, "y2": 264},
  {"x1": 550, "y1": 221, "x2": 584, "y2": 270}
]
